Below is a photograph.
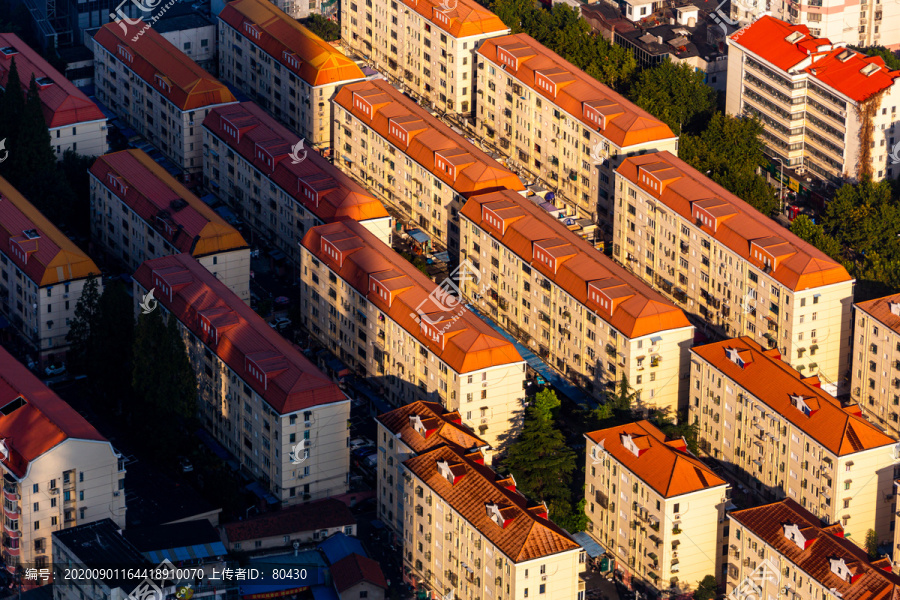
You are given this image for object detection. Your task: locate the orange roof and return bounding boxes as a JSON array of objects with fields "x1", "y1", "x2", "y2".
[
  {"x1": 219, "y1": 0, "x2": 364, "y2": 87},
  {"x1": 729, "y1": 499, "x2": 900, "y2": 599},
  {"x1": 461, "y1": 190, "x2": 691, "y2": 338},
  {"x1": 0, "y1": 176, "x2": 99, "y2": 286},
  {"x1": 403, "y1": 445, "x2": 580, "y2": 562},
  {"x1": 93, "y1": 23, "x2": 236, "y2": 111},
  {"x1": 301, "y1": 220, "x2": 522, "y2": 374},
  {"x1": 692, "y1": 337, "x2": 895, "y2": 456},
  {"x1": 333, "y1": 81, "x2": 524, "y2": 196},
  {"x1": 585, "y1": 420, "x2": 726, "y2": 498},
  {"x1": 617, "y1": 152, "x2": 852, "y2": 291},
  {"x1": 90, "y1": 150, "x2": 248, "y2": 258},
  {"x1": 377, "y1": 401, "x2": 488, "y2": 454},
  {"x1": 399, "y1": 0, "x2": 507, "y2": 39},
  {"x1": 477, "y1": 34, "x2": 676, "y2": 148},
  {"x1": 729, "y1": 16, "x2": 900, "y2": 103},
  {"x1": 856, "y1": 293, "x2": 900, "y2": 335}
]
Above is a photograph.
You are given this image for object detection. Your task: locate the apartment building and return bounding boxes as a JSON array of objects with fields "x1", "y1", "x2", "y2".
[
  {"x1": 615, "y1": 151, "x2": 854, "y2": 394},
  {"x1": 0, "y1": 176, "x2": 101, "y2": 365},
  {"x1": 89, "y1": 150, "x2": 251, "y2": 303},
  {"x1": 401, "y1": 444, "x2": 585, "y2": 600},
  {"x1": 726, "y1": 499, "x2": 900, "y2": 600},
  {"x1": 332, "y1": 80, "x2": 524, "y2": 256},
  {"x1": 0, "y1": 34, "x2": 107, "y2": 159},
  {"x1": 133, "y1": 253, "x2": 351, "y2": 505},
  {"x1": 691, "y1": 336, "x2": 898, "y2": 546},
  {"x1": 341, "y1": 0, "x2": 508, "y2": 117},
  {"x1": 475, "y1": 33, "x2": 678, "y2": 231},
  {"x1": 0, "y1": 346, "x2": 127, "y2": 575},
  {"x1": 218, "y1": 0, "x2": 366, "y2": 150},
  {"x1": 92, "y1": 22, "x2": 237, "y2": 173},
  {"x1": 299, "y1": 220, "x2": 526, "y2": 456},
  {"x1": 852, "y1": 293, "x2": 900, "y2": 439},
  {"x1": 202, "y1": 102, "x2": 393, "y2": 261},
  {"x1": 583, "y1": 420, "x2": 728, "y2": 594},
  {"x1": 460, "y1": 189, "x2": 694, "y2": 414},
  {"x1": 375, "y1": 401, "x2": 489, "y2": 538},
  {"x1": 726, "y1": 17, "x2": 900, "y2": 184}
]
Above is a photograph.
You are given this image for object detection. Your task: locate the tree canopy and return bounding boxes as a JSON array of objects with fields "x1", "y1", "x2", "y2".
[
  {"x1": 628, "y1": 60, "x2": 715, "y2": 135},
  {"x1": 301, "y1": 14, "x2": 340, "y2": 41}
]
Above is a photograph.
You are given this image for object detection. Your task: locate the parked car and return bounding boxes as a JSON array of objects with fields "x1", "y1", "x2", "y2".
[
  {"x1": 179, "y1": 457, "x2": 193, "y2": 473},
  {"x1": 270, "y1": 317, "x2": 292, "y2": 331},
  {"x1": 363, "y1": 454, "x2": 378, "y2": 469},
  {"x1": 44, "y1": 363, "x2": 66, "y2": 377},
  {"x1": 349, "y1": 438, "x2": 374, "y2": 450},
  {"x1": 352, "y1": 447, "x2": 377, "y2": 461}
]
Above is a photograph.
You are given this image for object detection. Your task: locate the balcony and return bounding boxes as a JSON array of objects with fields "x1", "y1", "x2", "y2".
[
  {"x1": 2, "y1": 481, "x2": 17, "y2": 503},
  {"x1": 2, "y1": 504, "x2": 17, "y2": 521},
  {"x1": 1, "y1": 538, "x2": 17, "y2": 556}
]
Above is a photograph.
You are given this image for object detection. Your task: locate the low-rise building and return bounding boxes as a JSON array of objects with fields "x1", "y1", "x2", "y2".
[
  {"x1": 331, "y1": 554, "x2": 388, "y2": 600},
  {"x1": 584, "y1": 420, "x2": 729, "y2": 594},
  {"x1": 0, "y1": 346, "x2": 127, "y2": 574},
  {"x1": 0, "y1": 34, "x2": 107, "y2": 159},
  {"x1": 375, "y1": 401, "x2": 489, "y2": 538},
  {"x1": 332, "y1": 79, "x2": 524, "y2": 256},
  {"x1": 299, "y1": 219, "x2": 526, "y2": 456},
  {"x1": 850, "y1": 293, "x2": 900, "y2": 439},
  {"x1": 615, "y1": 151, "x2": 854, "y2": 393},
  {"x1": 340, "y1": 0, "x2": 509, "y2": 117},
  {"x1": 691, "y1": 336, "x2": 898, "y2": 546},
  {"x1": 726, "y1": 499, "x2": 900, "y2": 600},
  {"x1": 218, "y1": 0, "x2": 366, "y2": 150},
  {"x1": 92, "y1": 22, "x2": 237, "y2": 173},
  {"x1": 460, "y1": 189, "x2": 694, "y2": 413},
  {"x1": 401, "y1": 445, "x2": 585, "y2": 600},
  {"x1": 475, "y1": 33, "x2": 678, "y2": 232},
  {"x1": 133, "y1": 253, "x2": 351, "y2": 505},
  {"x1": 202, "y1": 101, "x2": 392, "y2": 258},
  {"x1": 154, "y1": 4, "x2": 218, "y2": 74},
  {"x1": 0, "y1": 176, "x2": 101, "y2": 365},
  {"x1": 89, "y1": 149, "x2": 251, "y2": 302}
]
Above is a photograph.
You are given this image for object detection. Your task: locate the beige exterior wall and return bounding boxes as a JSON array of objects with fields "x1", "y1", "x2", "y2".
[
  {"x1": 459, "y1": 215, "x2": 693, "y2": 415},
  {"x1": 376, "y1": 421, "x2": 417, "y2": 535},
  {"x1": 583, "y1": 440, "x2": 727, "y2": 592},
  {"x1": 613, "y1": 174, "x2": 853, "y2": 394},
  {"x1": 850, "y1": 306, "x2": 900, "y2": 438},
  {"x1": 160, "y1": 25, "x2": 217, "y2": 74},
  {"x1": 339, "y1": 581, "x2": 385, "y2": 600},
  {"x1": 50, "y1": 120, "x2": 108, "y2": 160}
]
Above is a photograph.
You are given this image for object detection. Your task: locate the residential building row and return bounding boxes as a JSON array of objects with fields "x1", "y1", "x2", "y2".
[
  {"x1": 459, "y1": 188, "x2": 694, "y2": 414},
  {"x1": 89, "y1": 149, "x2": 251, "y2": 303},
  {"x1": 332, "y1": 79, "x2": 525, "y2": 257},
  {"x1": 132, "y1": 253, "x2": 351, "y2": 505},
  {"x1": 201, "y1": 101, "x2": 393, "y2": 260},
  {"x1": 614, "y1": 150, "x2": 853, "y2": 394},
  {"x1": 850, "y1": 293, "x2": 900, "y2": 440},
  {"x1": 298, "y1": 219, "x2": 526, "y2": 457}
]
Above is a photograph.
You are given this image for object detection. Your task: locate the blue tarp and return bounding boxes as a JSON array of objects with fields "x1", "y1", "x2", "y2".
[
  {"x1": 200, "y1": 193, "x2": 218, "y2": 207},
  {"x1": 318, "y1": 533, "x2": 366, "y2": 565},
  {"x1": 326, "y1": 358, "x2": 350, "y2": 377},
  {"x1": 407, "y1": 229, "x2": 430, "y2": 244},
  {"x1": 245, "y1": 481, "x2": 279, "y2": 505},
  {"x1": 195, "y1": 428, "x2": 231, "y2": 462},
  {"x1": 572, "y1": 532, "x2": 606, "y2": 558},
  {"x1": 145, "y1": 541, "x2": 227, "y2": 564}
]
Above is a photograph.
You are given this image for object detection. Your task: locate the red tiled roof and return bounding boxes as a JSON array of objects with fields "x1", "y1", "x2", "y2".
[
  {"x1": 0, "y1": 345, "x2": 106, "y2": 478},
  {"x1": 729, "y1": 16, "x2": 900, "y2": 103},
  {"x1": 301, "y1": 220, "x2": 522, "y2": 374},
  {"x1": 477, "y1": 34, "x2": 676, "y2": 148},
  {"x1": 93, "y1": 23, "x2": 236, "y2": 111},
  {"x1": 330, "y1": 554, "x2": 388, "y2": 593},
  {"x1": 377, "y1": 401, "x2": 488, "y2": 454},
  {"x1": 0, "y1": 34, "x2": 105, "y2": 128},
  {"x1": 856, "y1": 293, "x2": 900, "y2": 335},
  {"x1": 398, "y1": 0, "x2": 508, "y2": 39},
  {"x1": 202, "y1": 102, "x2": 389, "y2": 223},
  {"x1": 461, "y1": 190, "x2": 692, "y2": 338},
  {"x1": 90, "y1": 150, "x2": 248, "y2": 257},
  {"x1": 132, "y1": 254, "x2": 346, "y2": 414},
  {"x1": 0, "y1": 176, "x2": 99, "y2": 286},
  {"x1": 617, "y1": 152, "x2": 852, "y2": 291},
  {"x1": 692, "y1": 337, "x2": 895, "y2": 456},
  {"x1": 218, "y1": 0, "x2": 364, "y2": 87},
  {"x1": 333, "y1": 80, "x2": 525, "y2": 196},
  {"x1": 222, "y1": 498, "x2": 354, "y2": 542}
]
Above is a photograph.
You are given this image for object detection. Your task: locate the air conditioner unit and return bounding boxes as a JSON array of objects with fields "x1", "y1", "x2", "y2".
[
  {"x1": 113, "y1": 491, "x2": 120, "y2": 497},
  {"x1": 541, "y1": 576, "x2": 547, "y2": 582}
]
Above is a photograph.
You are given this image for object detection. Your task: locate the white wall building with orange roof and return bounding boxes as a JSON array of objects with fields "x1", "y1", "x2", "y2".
[
  {"x1": 332, "y1": 80, "x2": 524, "y2": 257},
  {"x1": 583, "y1": 420, "x2": 729, "y2": 594},
  {"x1": 340, "y1": 0, "x2": 508, "y2": 118},
  {"x1": 726, "y1": 17, "x2": 900, "y2": 184},
  {"x1": 89, "y1": 150, "x2": 251, "y2": 303},
  {"x1": 218, "y1": 0, "x2": 367, "y2": 150},
  {"x1": 615, "y1": 151, "x2": 854, "y2": 394},
  {"x1": 691, "y1": 336, "x2": 899, "y2": 546},
  {"x1": 460, "y1": 189, "x2": 694, "y2": 415},
  {"x1": 0, "y1": 176, "x2": 102, "y2": 366},
  {"x1": 202, "y1": 102, "x2": 393, "y2": 259},
  {"x1": 92, "y1": 23, "x2": 237, "y2": 174},
  {"x1": 402, "y1": 445, "x2": 585, "y2": 600},
  {"x1": 850, "y1": 293, "x2": 900, "y2": 439},
  {"x1": 475, "y1": 34, "x2": 679, "y2": 233},
  {"x1": 299, "y1": 219, "x2": 526, "y2": 459}
]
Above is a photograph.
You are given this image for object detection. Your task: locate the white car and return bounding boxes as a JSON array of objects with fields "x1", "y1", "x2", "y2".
[
  {"x1": 269, "y1": 317, "x2": 292, "y2": 331},
  {"x1": 44, "y1": 364, "x2": 66, "y2": 377},
  {"x1": 349, "y1": 438, "x2": 374, "y2": 450}
]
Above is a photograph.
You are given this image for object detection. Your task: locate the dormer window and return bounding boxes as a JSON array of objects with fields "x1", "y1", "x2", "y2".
[
  {"x1": 117, "y1": 45, "x2": 133, "y2": 63},
  {"x1": 0, "y1": 47, "x2": 18, "y2": 57},
  {"x1": 783, "y1": 523, "x2": 808, "y2": 550},
  {"x1": 486, "y1": 502, "x2": 506, "y2": 527},
  {"x1": 155, "y1": 74, "x2": 171, "y2": 93},
  {"x1": 35, "y1": 77, "x2": 54, "y2": 87},
  {"x1": 725, "y1": 347, "x2": 746, "y2": 368},
  {"x1": 282, "y1": 51, "x2": 301, "y2": 70},
  {"x1": 620, "y1": 433, "x2": 646, "y2": 458},
  {"x1": 243, "y1": 22, "x2": 262, "y2": 40},
  {"x1": 890, "y1": 302, "x2": 900, "y2": 317},
  {"x1": 220, "y1": 116, "x2": 239, "y2": 141},
  {"x1": 789, "y1": 394, "x2": 813, "y2": 416},
  {"x1": 436, "y1": 459, "x2": 462, "y2": 485},
  {"x1": 107, "y1": 173, "x2": 128, "y2": 196},
  {"x1": 409, "y1": 415, "x2": 434, "y2": 438},
  {"x1": 829, "y1": 558, "x2": 853, "y2": 582}
]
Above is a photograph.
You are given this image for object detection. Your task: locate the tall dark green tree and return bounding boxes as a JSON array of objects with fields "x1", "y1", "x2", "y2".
[
  {"x1": 90, "y1": 282, "x2": 136, "y2": 412},
  {"x1": 65, "y1": 275, "x2": 101, "y2": 374},
  {"x1": 693, "y1": 575, "x2": 718, "y2": 600},
  {"x1": 0, "y1": 56, "x2": 24, "y2": 155},
  {"x1": 133, "y1": 310, "x2": 198, "y2": 421},
  {"x1": 13, "y1": 75, "x2": 56, "y2": 181},
  {"x1": 629, "y1": 60, "x2": 715, "y2": 135},
  {"x1": 163, "y1": 314, "x2": 199, "y2": 420},
  {"x1": 609, "y1": 374, "x2": 636, "y2": 414},
  {"x1": 865, "y1": 529, "x2": 879, "y2": 559}
]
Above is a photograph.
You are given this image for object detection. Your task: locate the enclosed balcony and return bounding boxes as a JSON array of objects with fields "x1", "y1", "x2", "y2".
[{"x1": 2, "y1": 477, "x2": 17, "y2": 503}]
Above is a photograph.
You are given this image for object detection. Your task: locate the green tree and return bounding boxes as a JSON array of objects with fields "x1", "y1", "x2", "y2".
[
  {"x1": 591, "y1": 400, "x2": 613, "y2": 422},
  {"x1": 849, "y1": 45, "x2": 900, "y2": 70},
  {"x1": 90, "y1": 281, "x2": 135, "y2": 412},
  {"x1": 58, "y1": 151, "x2": 96, "y2": 238},
  {"x1": 163, "y1": 314, "x2": 199, "y2": 419},
  {"x1": 133, "y1": 311, "x2": 198, "y2": 420},
  {"x1": 789, "y1": 215, "x2": 844, "y2": 262},
  {"x1": 12, "y1": 76, "x2": 56, "y2": 179},
  {"x1": 533, "y1": 388, "x2": 561, "y2": 421},
  {"x1": 609, "y1": 374, "x2": 636, "y2": 413},
  {"x1": 301, "y1": 14, "x2": 340, "y2": 41},
  {"x1": 651, "y1": 409, "x2": 700, "y2": 455},
  {"x1": 865, "y1": 529, "x2": 879, "y2": 560},
  {"x1": 693, "y1": 575, "x2": 718, "y2": 600},
  {"x1": 65, "y1": 275, "x2": 101, "y2": 374},
  {"x1": 0, "y1": 56, "x2": 24, "y2": 156},
  {"x1": 628, "y1": 60, "x2": 715, "y2": 135}
]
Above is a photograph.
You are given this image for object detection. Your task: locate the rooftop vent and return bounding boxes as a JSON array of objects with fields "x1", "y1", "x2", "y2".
[
  {"x1": 785, "y1": 31, "x2": 804, "y2": 44},
  {"x1": 861, "y1": 63, "x2": 880, "y2": 77},
  {"x1": 0, "y1": 396, "x2": 27, "y2": 416},
  {"x1": 35, "y1": 77, "x2": 54, "y2": 87},
  {"x1": 22, "y1": 229, "x2": 39, "y2": 240},
  {"x1": 837, "y1": 50, "x2": 853, "y2": 62},
  {"x1": 170, "y1": 198, "x2": 189, "y2": 212},
  {"x1": 0, "y1": 47, "x2": 17, "y2": 57}
]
